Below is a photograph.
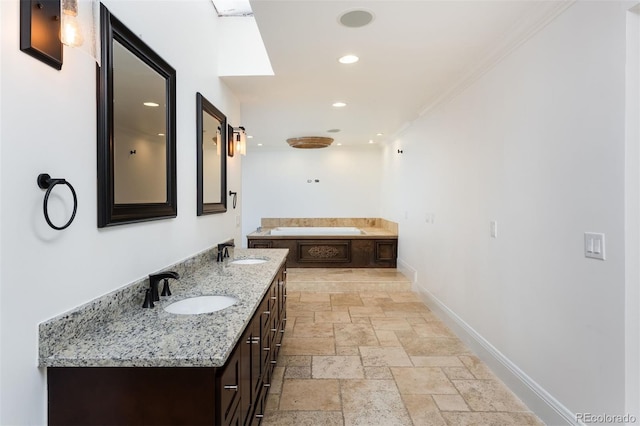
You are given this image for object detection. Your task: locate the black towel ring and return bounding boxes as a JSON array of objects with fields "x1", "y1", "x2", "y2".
[{"x1": 37, "y1": 173, "x2": 78, "y2": 230}]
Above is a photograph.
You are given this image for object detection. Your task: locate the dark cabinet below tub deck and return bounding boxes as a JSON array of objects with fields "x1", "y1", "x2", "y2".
[{"x1": 47, "y1": 265, "x2": 287, "y2": 426}]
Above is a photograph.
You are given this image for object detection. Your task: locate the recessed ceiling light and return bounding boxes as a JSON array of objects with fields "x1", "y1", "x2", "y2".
[
  {"x1": 332, "y1": 102, "x2": 347, "y2": 108},
  {"x1": 247, "y1": 135, "x2": 253, "y2": 139},
  {"x1": 338, "y1": 9, "x2": 375, "y2": 28},
  {"x1": 337, "y1": 143, "x2": 343, "y2": 146},
  {"x1": 257, "y1": 143, "x2": 263, "y2": 146},
  {"x1": 369, "y1": 140, "x2": 374, "y2": 144},
  {"x1": 143, "y1": 102, "x2": 159, "y2": 107},
  {"x1": 376, "y1": 132, "x2": 384, "y2": 136},
  {"x1": 338, "y1": 55, "x2": 359, "y2": 64}
]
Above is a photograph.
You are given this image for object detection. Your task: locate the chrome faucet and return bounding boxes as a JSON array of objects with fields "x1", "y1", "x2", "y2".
[
  {"x1": 143, "y1": 271, "x2": 180, "y2": 308},
  {"x1": 217, "y1": 240, "x2": 235, "y2": 262}
]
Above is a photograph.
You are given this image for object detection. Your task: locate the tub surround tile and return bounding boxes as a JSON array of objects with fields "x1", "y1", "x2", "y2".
[{"x1": 39, "y1": 248, "x2": 288, "y2": 368}]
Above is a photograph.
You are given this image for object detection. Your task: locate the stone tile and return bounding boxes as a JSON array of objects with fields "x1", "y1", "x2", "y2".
[
  {"x1": 284, "y1": 365, "x2": 311, "y2": 378},
  {"x1": 375, "y1": 330, "x2": 401, "y2": 347},
  {"x1": 265, "y1": 392, "x2": 280, "y2": 411},
  {"x1": 334, "y1": 323, "x2": 379, "y2": 346},
  {"x1": 401, "y1": 394, "x2": 447, "y2": 426},
  {"x1": 291, "y1": 315, "x2": 314, "y2": 323},
  {"x1": 293, "y1": 322, "x2": 335, "y2": 338},
  {"x1": 315, "y1": 311, "x2": 352, "y2": 323},
  {"x1": 391, "y1": 367, "x2": 458, "y2": 395},
  {"x1": 263, "y1": 411, "x2": 344, "y2": 426},
  {"x1": 279, "y1": 379, "x2": 341, "y2": 411},
  {"x1": 432, "y1": 394, "x2": 470, "y2": 411},
  {"x1": 281, "y1": 338, "x2": 335, "y2": 355},
  {"x1": 359, "y1": 291, "x2": 390, "y2": 298},
  {"x1": 287, "y1": 301, "x2": 332, "y2": 312},
  {"x1": 384, "y1": 310, "x2": 428, "y2": 318},
  {"x1": 410, "y1": 356, "x2": 464, "y2": 367},
  {"x1": 364, "y1": 366, "x2": 393, "y2": 379},
  {"x1": 406, "y1": 317, "x2": 428, "y2": 324},
  {"x1": 370, "y1": 317, "x2": 413, "y2": 331},
  {"x1": 459, "y1": 354, "x2": 497, "y2": 379},
  {"x1": 398, "y1": 336, "x2": 470, "y2": 356},
  {"x1": 330, "y1": 293, "x2": 363, "y2": 306},
  {"x1": 387, "y1": 292, "x2": 422, "y2": 303},
  {"x1": 360, "y1": 346, "x2": 412, "y2": 367},
  {"x1": 270, "y1": 366, "x2": 285, "y2": 393},
  {"x1": 380, "y1": 301, "x2": 429, "y2": 312},
  {"x1": 412, "y1": 322, "x2": 455, "y2": 337},
  {"x1": 299, "y1": 292, "x2": 332, "y2": 302},
  {"x1": 285, "y1": 291, "x2": 301, "y2": 302},
  {"x1": 453, "y1": 379, "x2": 529, "y2": 412},
  {"x1": 440, "y1": 412, "x2": 544, "y2": 426},
  {"x1": 350, "y1": 317, "x2": 371, "y2": 324},
  {"x1": 348, "y1": 306, "x2": 385, "y2": 317},
  {"x1": 361, "y1": 297, "x2": 393, "y2": 307},
  {"x1": 331, "y1": 305, "x2": 350, "y2": 312},
  {"x1": 442, "y1": 366, "x2": 475, "y2": 380},
  {"x1": 336, "y1": 346, "x2": 360, "y2": 356},
  {"x1": 279, "y1": 355, "x2": 311, "y2": 367},
  {"x1": 422, "y1": 311, "x2": 442, "y2": 322},
  {"x1": 287, "y1": 309, "x2": 316, "y2": 319},
  {"x1": 341, "y1": 379, "x2": 413, "y2": 426},
  {"x1": 312, "y1": 355, "x2": 364, "y2": 379}
]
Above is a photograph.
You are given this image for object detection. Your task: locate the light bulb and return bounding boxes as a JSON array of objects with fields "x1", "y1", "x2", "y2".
[{"x1": 61, "y1": 0, "x2": 84, "y2": 47}]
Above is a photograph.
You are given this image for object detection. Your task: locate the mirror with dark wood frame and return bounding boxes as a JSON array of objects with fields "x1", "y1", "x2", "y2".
[
  {"x1": 97, "y1": 4, "x2": 177, "y2": 227},
  {"x1": 196, "y1": 93, "x2": 227, "y2": 215}
]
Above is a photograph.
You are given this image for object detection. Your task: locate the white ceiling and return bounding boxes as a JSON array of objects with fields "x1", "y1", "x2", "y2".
[{"x1": 221, "y1": 0, "x2": 572, "y2": 151}]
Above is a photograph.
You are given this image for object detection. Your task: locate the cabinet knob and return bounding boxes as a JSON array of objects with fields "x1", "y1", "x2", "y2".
[{"x1": 224, "y1": 385, "x2": 238, "y2": 391}]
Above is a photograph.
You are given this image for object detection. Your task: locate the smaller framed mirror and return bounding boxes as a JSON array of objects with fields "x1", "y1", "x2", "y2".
[{"x1": 196, "y1": 93, "x2": 227, "y2": 215}]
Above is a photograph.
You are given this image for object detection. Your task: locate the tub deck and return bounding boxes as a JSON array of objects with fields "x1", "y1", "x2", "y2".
[{"x1": 247, "y1": 219, "x2": 397, "y2": 268}]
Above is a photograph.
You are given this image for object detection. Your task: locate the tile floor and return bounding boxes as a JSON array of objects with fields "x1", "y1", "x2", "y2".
[{"x1": 263, "y1": 268, "x2": 544, "y2": 426}]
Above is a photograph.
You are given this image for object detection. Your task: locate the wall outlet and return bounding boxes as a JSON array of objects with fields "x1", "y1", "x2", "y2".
[
  {"x1": 584, "y1": 232, "x2": 605, "y2": 260},
  {"x1": 490, "y1": 221, "x2": 498, "y2": 238}
]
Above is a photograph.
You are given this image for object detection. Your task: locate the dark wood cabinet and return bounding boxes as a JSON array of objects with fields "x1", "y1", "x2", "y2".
[
  {"x1": 48, "y1": 265, "x2": 287, "y2": 426},
  {"x1": 248, "y1": 237, "x2": 397, "y2": 268}
]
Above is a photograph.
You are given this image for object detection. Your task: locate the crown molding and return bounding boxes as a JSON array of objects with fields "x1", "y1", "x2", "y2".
[{"x1": 417, "y1": 1, "x2": 576, "y2": 119}]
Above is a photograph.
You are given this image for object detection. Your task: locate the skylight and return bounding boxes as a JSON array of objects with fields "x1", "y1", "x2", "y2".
[{"x1": 211, "y1": 0, "x2": 253, "y2": 17}]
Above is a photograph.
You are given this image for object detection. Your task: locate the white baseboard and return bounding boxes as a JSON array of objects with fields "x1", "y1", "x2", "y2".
[{"x1": 414, "y1": 286, "x2": 580, "y2": 426}]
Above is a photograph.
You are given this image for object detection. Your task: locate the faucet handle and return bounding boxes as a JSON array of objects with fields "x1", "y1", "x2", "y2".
[
  {"x1": 142, "y1": 289, "x2": 154, "y2": 308},
  {"x1": 161, "y1": 278, "x2": 172, "y2": 296}
]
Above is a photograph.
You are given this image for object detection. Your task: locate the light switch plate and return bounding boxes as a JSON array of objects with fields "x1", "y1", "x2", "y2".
[
  {"x1": 584, "y1": 232, "x2": 605, "y2": 260},
  {"x1": 490, "y1": 221, "x2": 498, "y2": 238}
]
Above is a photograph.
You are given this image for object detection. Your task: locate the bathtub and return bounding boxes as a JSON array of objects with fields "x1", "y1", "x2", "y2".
[
  {"x1": 270, "y1": 226, "x2": 362, "y2": 236},
  {"x1": 248, "y1": 226, "x2": 397, "y2": 268}
]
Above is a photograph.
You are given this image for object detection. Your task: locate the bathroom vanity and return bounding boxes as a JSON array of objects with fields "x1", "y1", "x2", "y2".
[{"x1": 40, "y1": 248, "x2": 288, "y2": 425}]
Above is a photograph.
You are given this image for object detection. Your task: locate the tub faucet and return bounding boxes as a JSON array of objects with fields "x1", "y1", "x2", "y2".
[
  {"x1": 146, "y1": 271, "x2": 180, "y2": 306},
  {"x1": 217, "y1": 240, "x2": 235, "y2": 262}
]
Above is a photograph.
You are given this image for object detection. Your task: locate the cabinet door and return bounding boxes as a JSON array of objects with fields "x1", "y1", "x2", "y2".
[{"x1": 219, "y1": 345, "x2": 242, "y2": 426}]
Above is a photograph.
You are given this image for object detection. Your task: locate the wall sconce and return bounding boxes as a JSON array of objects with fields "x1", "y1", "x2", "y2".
[
  {"x1": 227, "y1": 124, "x2": 234, "y2": 157},
  {"x1": 20, "y1": 0, "x2": 99, "y2": 70},
  {"x1": 233, "y1": 127, "x2": 247, "y2": 156}
]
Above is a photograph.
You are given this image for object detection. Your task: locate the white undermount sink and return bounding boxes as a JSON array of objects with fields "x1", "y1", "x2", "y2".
[
  {"x1": 164, "y1": 295, "x2": 238, "y2": 315},
  {"x1": 230, "y1": 258, "x2": 267, "y2": 265}
]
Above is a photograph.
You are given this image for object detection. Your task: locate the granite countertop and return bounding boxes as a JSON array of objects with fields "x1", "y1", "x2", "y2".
[
  {"x1": 247, "y1": 227, "x2": 397, "y2": 238},
  {"x1": 39, "y1": 248, "x2": 288, "y2": 368}
]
